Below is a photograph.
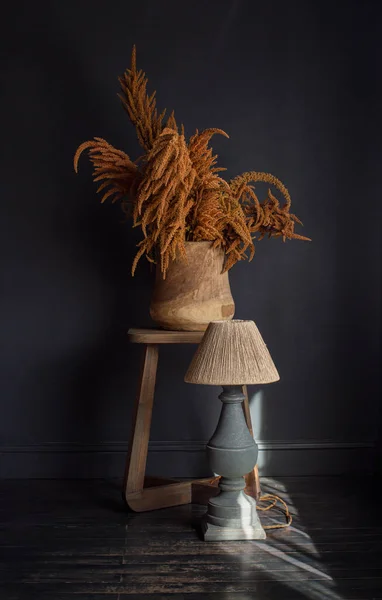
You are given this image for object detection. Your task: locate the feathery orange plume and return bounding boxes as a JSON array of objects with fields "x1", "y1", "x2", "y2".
[{"x1": 74, "y1": 47, "x2": 310, "y2": 276}]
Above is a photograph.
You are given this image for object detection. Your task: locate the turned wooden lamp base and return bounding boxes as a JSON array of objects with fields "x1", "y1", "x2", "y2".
[{"x1": 123, "y1": 328, "x2": 261, "y2": 513}]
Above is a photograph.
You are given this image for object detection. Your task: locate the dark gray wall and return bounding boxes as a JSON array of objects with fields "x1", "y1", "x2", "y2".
[{"x1": 1, "y1": 0, "x2": 381, "y2": 478}]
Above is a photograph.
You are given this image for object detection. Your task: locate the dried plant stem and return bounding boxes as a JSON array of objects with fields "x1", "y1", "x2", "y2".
[{"x1": 74, "y1": 47, "x2": 310, "y2": 277}]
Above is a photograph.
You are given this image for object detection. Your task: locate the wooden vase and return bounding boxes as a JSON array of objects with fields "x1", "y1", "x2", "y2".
[{"x1": 150, "y1": 241, "x2": 235, "y2": 331}]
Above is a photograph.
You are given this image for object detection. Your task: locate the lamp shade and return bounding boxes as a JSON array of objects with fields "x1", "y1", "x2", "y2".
[{"x1": 184, "y1": 319, "x2": 280, "y2": 385}]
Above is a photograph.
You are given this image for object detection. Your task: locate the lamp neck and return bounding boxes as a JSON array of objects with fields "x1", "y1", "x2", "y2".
[{"x1": 218, "y1": 385, "x2": 245, "y2": 404}]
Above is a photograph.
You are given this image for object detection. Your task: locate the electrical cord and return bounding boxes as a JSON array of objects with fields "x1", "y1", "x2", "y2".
[{"x1": 257, "y1": 493, "x2": 292, "y2": 529}]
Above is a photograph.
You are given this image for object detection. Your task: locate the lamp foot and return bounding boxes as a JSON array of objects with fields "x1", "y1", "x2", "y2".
[
  {"x1": 200, "y1": 490, "x2": 266, "y2": 541},
  {"x1": 201, "y1": 514, "x2": 266, "y2": 541}
]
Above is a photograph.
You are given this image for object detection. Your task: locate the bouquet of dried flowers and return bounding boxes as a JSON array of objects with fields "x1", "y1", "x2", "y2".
[{"x1": 74, "y1": 47, "x2": 309, "y2": 278}]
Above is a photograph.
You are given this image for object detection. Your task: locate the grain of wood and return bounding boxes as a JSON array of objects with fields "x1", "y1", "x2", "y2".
[
  {"x1": 123, "y1": 344, "x2": 159, "y2": 500},
  {"x1": 150, "y1": 242, "x2": 235, "y2": 331},
  {"x1": 128, "y1": 328, "x2": 204, "y2": 344},
  {"x1": 126, "y1": 482, "x2": 192, "y2": 512},
  {"x1": 1, "y1": 478, "x2": 382, "y2": 599}
]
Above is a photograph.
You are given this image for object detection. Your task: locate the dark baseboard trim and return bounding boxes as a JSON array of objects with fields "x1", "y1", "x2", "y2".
[{"x1": 0, "y1": 440, "x2": 376, "y2": 478}]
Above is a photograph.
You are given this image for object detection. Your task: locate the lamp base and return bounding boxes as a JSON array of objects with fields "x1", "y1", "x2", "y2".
[
  {"x1": 200, "y1": 490, "x2": 266, "y2": 541},
  {"x1": 201, "y1": 514, "x2": 266, "y2": 541}
]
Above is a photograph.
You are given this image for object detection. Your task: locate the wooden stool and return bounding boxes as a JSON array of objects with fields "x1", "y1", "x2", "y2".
[{"x1": 123, "y1": 328, "x2": 261, "y2": 512}]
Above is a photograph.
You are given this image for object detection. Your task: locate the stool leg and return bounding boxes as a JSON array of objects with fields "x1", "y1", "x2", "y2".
[
  {"x1": 242, "y1": 385, "x2": 261, "y2": 500},
  {"x1": 123, "y1": 344, "x2": 159, "y2": 502}
]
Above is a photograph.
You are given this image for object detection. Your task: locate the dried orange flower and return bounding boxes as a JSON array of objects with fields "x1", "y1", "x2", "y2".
[{"x1": 75, "y1": 46, "x2": 310, "y2": 277}]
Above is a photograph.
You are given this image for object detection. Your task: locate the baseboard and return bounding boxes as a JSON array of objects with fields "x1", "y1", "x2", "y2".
[{"x1": 0, "y1": 440, "x2": 376, "y2": 478}]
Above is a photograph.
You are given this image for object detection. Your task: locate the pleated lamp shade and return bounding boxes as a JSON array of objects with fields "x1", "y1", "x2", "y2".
[{"x1": 184, "y1": 320, "x2": 280, "y2": 386}]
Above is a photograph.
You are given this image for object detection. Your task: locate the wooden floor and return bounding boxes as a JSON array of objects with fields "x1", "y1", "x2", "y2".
[{"x1": 0, "y1": 477, "x2": 381, "y2": 600}]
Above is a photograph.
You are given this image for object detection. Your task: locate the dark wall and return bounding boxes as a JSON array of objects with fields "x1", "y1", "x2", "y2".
[{"x1": 1, "y1": 0, "x2": 381, "y2": 477}]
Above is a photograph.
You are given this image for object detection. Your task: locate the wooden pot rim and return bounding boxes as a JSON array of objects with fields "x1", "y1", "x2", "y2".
[{"x1": 183, "y1": 240, "x2": 214, "y2": 246}]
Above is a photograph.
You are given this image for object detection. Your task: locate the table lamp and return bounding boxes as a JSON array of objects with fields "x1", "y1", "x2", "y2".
[{"x1": 185, "y1": 319, "x2": 279, "y2": 541}]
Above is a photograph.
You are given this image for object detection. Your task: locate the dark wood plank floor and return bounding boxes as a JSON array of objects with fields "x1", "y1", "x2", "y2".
[{"x1": 0, "y1": 476, "x2": 381, "y2": 599}]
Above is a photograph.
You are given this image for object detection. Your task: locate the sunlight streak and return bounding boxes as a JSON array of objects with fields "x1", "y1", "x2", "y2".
[
  {"x1": 251, "y1": 540, "x2": 333, "y2": 580},
  {"x1": 226, "y1": 477, "x2": 346, "y2": 600},
  {"x1": 249, "y1": 389, "x2": 264, "y2": 441}
]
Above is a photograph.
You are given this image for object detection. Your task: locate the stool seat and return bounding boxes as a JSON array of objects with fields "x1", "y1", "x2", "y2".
[
  {"x1": 128, "y1": 328, "x2": 204, "y2": 344},
  {"x1": 123, "y1": 327, "x2": 260, "y2": 512}
]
